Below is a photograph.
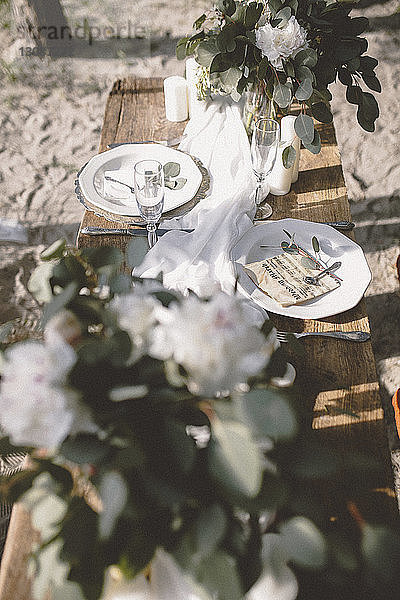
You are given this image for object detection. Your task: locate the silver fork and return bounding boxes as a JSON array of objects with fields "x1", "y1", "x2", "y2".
[{"x1": 276, "y1": 330, "x2": 371, "y2": 342}]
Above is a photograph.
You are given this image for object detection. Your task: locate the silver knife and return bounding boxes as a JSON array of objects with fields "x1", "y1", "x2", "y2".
[
  {"x1": 107, "y1": 137, "x2": 182, "y2": 150},
  {"x1": 81, "y1": 226, "x2": 194, "y2": 237},
  {"x1": 322, "y1": 220, "x2": 355, "y2": 231}
]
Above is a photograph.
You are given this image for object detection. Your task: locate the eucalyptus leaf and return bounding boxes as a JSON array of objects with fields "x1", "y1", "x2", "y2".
[
  {"x1": 301, "y1": 257, "x2": 318, "y2": 270},
  {"x1": 98, "y1": 470, "x2": 128, "y2": 540},
  {"x1": 294, "y1": 48, "x2": 318, "y2": 68},
  {"x1": 273, "y1": 6, "x2": 291, "y2": 28},
  {"x1": 273, "y1": 83, "x2": 292, "y2": 108},
  {"x1": 208, "y1": 418, "x2": 263, "y2": 497},
  {"x1": 238, "y1": 388, "x2": 297, "y2": 440},
  {"x1": 294, "y1": 114, "x2": 314, "y2": 144},
  {"x1": 126, "y1": 237, "x2": 149, "y2": 269},
  {"x1": 244, "y1": 2, "x2": 263, "y2": 29},
  {"x1": 279, "y1": 516, "x2": 328, "y2": 569},
  {"x1": 196, "y1": 40, "x2": 219, "y2": 68},
  {"x1": 197, "y1": 550, "x2": 243, "y2": 600},
  {"x1": 40, "y1": 239, "x2": 66, "y2": 262},
  {"x1": 173, "y1": 177, "x2": 187, "y2": 190},
  {"x1": 41, "y1": 282, "x2": 79, "y2": 327},
  {"x1": 195, "y1": 504, "x2": 227, "y2": 558},
  {"x1": 346, "y1": 85, "x2": 362, "y2": 105},
  {"x1": 282, "y1": 145, "x2": 296, "y2": 169},
  {"x1": 312, "y1": 236, "x2": 320, "y2": 254},
  {"x1": 219, "y1": 66, "x2": 242, "y2": 92},
  {"x1": 60, "y1": 434, "x2": 110, "y2": 465},
  {"x1": 295, "y1": 64, "x2": 313, "y2": 82},
  {"x1": 362, "y1": 524, "x2": 400, "y2": 585},
  {"x1": 217, "y1": 0, "x2": 236, "y2": 17},
  {"x1": 361, "y1": 74, "x2": 381, "y2": 93},
  {"x1": 176, "y1": 37, "x2": 189, "y2": 60},
  {"x1": 163, "y1": 161, "x2": 180, "y2": 178},
  {"x1": 303, "y1": 128, "x2": 321, "y2": 154},
  {"x1": 295, "y1": 78, "x2": 313, "y2": 101},
  {"x1": 311, "y1": 102, "x2": 333, "y2": 124}
]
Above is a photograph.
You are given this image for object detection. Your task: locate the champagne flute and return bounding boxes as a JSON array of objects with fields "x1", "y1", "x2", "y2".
[
  {"x1": 133, "y1": 159, "x2": 164, "y2": 248},
  {"x1": 251, "y1": 117, "x2": 280, "y2": 219}
]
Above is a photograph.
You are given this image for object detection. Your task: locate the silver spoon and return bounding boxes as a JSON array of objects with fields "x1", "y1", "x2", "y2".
[
  {"x1": 304, "y1": 261, "x2": 341, "y2": 285},
  {"x1": 104, "y1": 175, "x2": 135, "y2": 194}
]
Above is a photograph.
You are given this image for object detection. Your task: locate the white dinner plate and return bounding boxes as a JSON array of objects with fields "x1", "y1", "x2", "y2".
[
  {"x1": 231, "y1": 218, "x2": 371, "y2": 319},
  {"x1": 78, "y1": 144, "x2": 203, "y2": 217}
]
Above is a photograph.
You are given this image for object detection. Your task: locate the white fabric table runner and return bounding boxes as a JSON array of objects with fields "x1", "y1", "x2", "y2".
[{"x1": 134, "y1": 99, "x2": 257, "y2": 297}]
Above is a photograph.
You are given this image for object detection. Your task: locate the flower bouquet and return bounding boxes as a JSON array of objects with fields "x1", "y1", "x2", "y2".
[
  {"x1": 177, "y1": 0, "x2": 381, "y2": 164},
  {"x1": 0, "y1": 240, "x2": 399, "y2": 600}
]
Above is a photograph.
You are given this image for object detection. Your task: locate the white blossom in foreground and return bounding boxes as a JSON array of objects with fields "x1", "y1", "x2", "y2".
[
  {"x1": 44, "y1": 309, "x2": 81, "y2": 347},
  {"x1": 255, "y1": 16, "x2": 308, "y2": 70},
  {"x1": 0, "y1": 338, "x2": 93, "y2": 448},
  {"x1": 150, "y1": 292, "x2": 275, "y2": 396},
  {"x1": 109, "y1": 283, "x2": 164, "y2": 362},
  {"x1": 101, "y1": 542, "x2": 297, "y2": 600}
]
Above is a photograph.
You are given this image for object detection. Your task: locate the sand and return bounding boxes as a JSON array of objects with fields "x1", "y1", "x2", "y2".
[{"x1": 0, "y1": 0, "x2": 399, "y2": 450}]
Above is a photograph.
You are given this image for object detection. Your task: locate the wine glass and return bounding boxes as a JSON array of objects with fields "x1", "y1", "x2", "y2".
[
  {"x1": 251, "y1": 117, "x2": 280, "y2": 219},
  {"x1": 133, "y1": 159, "x2": 165, "y2": 248}
]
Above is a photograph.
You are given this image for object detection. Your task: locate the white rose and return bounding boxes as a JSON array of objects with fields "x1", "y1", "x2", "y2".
[
  {"x1": 0, "y1": 340, "x2": 95, "y2": 448},
  {"x1": 255, "y1": 16, "x2": 308, "y2": 70},
  {"x1": 150, "y1": 292, "x2": 275, "y2": 397}
]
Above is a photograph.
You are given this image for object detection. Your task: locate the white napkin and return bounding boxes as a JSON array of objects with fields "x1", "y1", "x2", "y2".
[{"x1": 134, "y1": 98, "x2": 256, "y2": 297}]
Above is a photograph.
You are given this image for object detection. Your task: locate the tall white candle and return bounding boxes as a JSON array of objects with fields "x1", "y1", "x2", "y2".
[
  {"x1": 267, "y1": 140, "x2": 293, "y2": 196},
  {"x1": 280, "y1": 115, "x2": 301, "y2": 183},
  {"x1": 163, "y1": 76, "x2": 188, "y2": 122},
  {"x1": 185, "y1": 57, "x2": 206, "y2": 118}
]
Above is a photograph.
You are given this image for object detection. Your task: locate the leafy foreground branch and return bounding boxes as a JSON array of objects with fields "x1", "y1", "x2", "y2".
[{"x1": 0, "y1": 240, "x2": 398, "y2": 600}]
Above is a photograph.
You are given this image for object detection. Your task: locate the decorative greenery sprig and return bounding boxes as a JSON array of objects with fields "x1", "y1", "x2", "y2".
[{"x1": 177, "y1": 0, "x2": 381, "y2": 156}]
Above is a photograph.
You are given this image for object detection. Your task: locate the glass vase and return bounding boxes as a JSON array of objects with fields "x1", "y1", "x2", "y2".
[{"x1": 242, "y1": 81, "x2": 276, "y2": 137}]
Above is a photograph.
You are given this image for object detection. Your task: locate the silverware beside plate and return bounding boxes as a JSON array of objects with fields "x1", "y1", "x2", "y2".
[
  {"x1": 276, "y1": 330, "x2": 370, "y2": 342},
  {"x1": 80, "y1": 226, "x2": 193, "y2": 237},
  {"x1": 107, "y1": 137, "x2": 182, "y2": 150},
  {"x1": 255, "y1": 218, "x2": 355, "y2": 231}
]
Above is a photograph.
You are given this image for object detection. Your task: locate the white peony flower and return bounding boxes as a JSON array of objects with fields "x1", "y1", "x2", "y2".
[
  {"x1": 44, "y1": 309, "x2": 81, "y2": 347},
  {"x1": 255, "y1": 16, "x2": 308, "y2": 70},
  {"x1": 0, "y1": 339, "x2": 95, "y2": 448},
  {"x1": 109, "y1": 283, "x2": 164, "y2": 362},
  {"x1": 101, "y1": 549, "x2": 210, "y2": 600},
  {"x1": 150, "y1": 292, "x2": 275, "y2": 397}
]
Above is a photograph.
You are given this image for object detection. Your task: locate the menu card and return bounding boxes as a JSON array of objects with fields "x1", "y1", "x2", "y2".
[{"x1": 244, "y1": 252, "x2": 340, "y2": 307}]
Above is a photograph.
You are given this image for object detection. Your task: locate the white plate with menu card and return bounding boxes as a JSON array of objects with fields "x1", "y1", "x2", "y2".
[
  {"x1": 77, "y1": 143, "x2": 203, "y2": 218},
  {"x1": 231, "y1": 218, "x2": 371, "y2": 319}
]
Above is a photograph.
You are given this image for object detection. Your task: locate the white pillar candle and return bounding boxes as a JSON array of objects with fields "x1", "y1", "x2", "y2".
[
  {"x1": 280, "y1": 115, "x2": 301, "y2": 183},
  {"x1": 163, "y1": 76, "x2": 188, "y2": 122},
  {"x1": 185, "y1": 57, "x2": 206, "y2": 118},
  {"x1": 267, "y1": 140, "x2": 294, "y2": 196}
]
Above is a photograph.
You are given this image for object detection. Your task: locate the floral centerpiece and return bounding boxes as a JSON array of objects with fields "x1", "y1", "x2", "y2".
[
  {"x1": 177, "y1": 0, "x2": 381, "y2": 164},
  {"x1": 0, "y1": 240, "x2": 399, "y2": 600}
]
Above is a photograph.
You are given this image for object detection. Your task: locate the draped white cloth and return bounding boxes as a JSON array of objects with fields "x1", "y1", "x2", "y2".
[{"x1": 134, "y1": 99, "x2": 257, "y2": 297}]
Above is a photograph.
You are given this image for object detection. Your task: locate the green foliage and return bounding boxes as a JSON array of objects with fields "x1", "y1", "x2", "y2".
[
  {"x1": 3, "y1": 240, "x2": 400, "y2": 600},
  {"x1": 177, "y1": 0, "x2": 381, "y2": 148}
]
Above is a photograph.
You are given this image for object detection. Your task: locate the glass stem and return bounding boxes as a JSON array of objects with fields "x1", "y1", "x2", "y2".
[
  {"x1": 255, "y1": 180, "x2": 263, "y2": 206},
  {"x1": 147, "y1": 222, "x2": 157, "y2": 249}
]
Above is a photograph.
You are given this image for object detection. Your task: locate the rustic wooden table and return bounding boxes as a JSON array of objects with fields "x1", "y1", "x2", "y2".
[{"x1": 0, "y1": 77, "x2": 397, "y2": 600}]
